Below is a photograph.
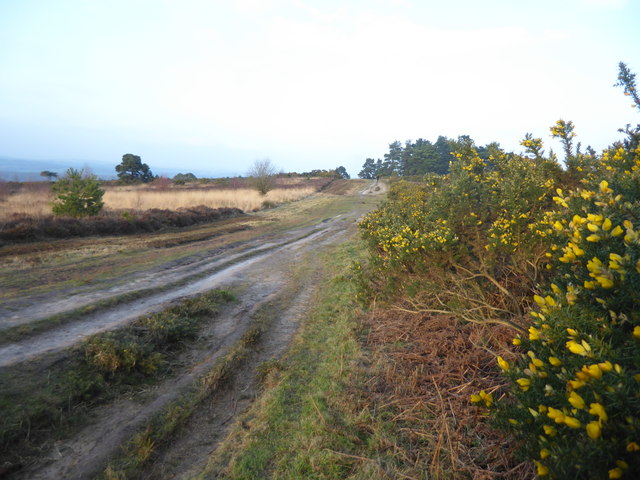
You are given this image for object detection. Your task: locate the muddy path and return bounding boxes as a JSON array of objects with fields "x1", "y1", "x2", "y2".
[
  {"x1": 0, "y1": 217, "x2": 346, "y2": 367},
  {"x1": 3, "y1": 184, "x2": 382, "y2": 480}
]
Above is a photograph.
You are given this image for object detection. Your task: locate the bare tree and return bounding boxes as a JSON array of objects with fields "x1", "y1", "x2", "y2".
[{"x1": 248, "y1": 158, "x2": 277, "y2": 195}]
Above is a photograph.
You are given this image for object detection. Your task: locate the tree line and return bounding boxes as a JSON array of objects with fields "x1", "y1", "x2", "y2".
[{"x1": 358, "y1": 135, "x2": 504, "y2": 179}]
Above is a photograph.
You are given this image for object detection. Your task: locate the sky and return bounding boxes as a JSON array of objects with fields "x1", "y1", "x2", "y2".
[{"x1": 1, "y1": 0, "x2": 639, "y2": 178}]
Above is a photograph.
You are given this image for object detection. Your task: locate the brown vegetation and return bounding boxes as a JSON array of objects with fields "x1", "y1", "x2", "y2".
[
  {"x1": 0, "y1": 177, "x2": 333, "y2": 221},
  {"x1": 361, "y1": 308, "x2": 533, "y2": 478},
  {"x1": 0, "y1": 207, "x2": 243, "y2": 244}
]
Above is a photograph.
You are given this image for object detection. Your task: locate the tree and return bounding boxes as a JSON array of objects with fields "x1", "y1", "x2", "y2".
[
  {"x1": 51, "y1": 168, "x2": 104, "y2": 217},
  {"x1": 358, "y1": 158, "x2": 379, "y2": 179},
  {"x1": 116, "y1": 154, "x2": 155, "y2": 184},
  {"x1": 248, "y1": 158, "x2": 277, "y2": 195},
  {"x1": 615, "y1": 62, "x2": 640, "y2": 151},
  {"x1": 172, "y1": 172, "x2": 197, "y2": 185},
  {"x1": 381, "y1": 141, "x2": 402, "y2": 176},
  {"x1": 335, "y1": 166, "x2": 350, "y2": 179},
  {"x1": 40, "y1": 170, "x2": 58, "y2": 181}
]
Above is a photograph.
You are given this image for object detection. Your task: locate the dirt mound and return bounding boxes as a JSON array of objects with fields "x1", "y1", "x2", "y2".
[{"x1": 360, "y1": 180, "x2": 388, "y2": 195}]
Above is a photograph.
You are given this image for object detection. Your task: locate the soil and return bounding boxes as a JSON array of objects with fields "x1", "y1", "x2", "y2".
[{"x1": 1, "y1": 182, "x2": 384, "y2": 480}]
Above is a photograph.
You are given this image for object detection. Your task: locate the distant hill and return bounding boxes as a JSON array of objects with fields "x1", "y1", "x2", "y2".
[
  {"x1": 0, "y1": 157, "x2": 116, "y2": 181},
  {"x1": 0, "y1": 157, "x2": 238, "y2": 181}
]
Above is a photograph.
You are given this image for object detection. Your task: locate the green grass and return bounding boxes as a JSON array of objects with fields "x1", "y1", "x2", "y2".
[
  {"x1": 192, "y1": 240, "x2": 428, "y2": 480},
  {"x1": 0, "y1": 289, "x2": 235, "y2": 468}
]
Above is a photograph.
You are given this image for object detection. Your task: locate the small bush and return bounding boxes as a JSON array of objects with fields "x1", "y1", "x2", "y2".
[{"x1": 51, "y1": 168, "x2": 104, "y2": 217}]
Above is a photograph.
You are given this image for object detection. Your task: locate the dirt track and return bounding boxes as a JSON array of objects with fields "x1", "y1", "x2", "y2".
[{"x1": 1, "y1": 182, "x2": 383, "y2": 479}]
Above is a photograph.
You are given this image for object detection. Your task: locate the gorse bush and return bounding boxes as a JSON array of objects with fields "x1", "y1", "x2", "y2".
[
  {"x1": 358, "y1": 62, "x2": 640, "y2": 478},
  {"x1": 357, "y1": 140, "x2": 559, "y2": 331},
  {"x1": 486, "y1": 144, "x2": 640, "y2": 478}
]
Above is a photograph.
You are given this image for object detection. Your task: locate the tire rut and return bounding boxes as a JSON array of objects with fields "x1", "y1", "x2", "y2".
[{"x1": 0, "y1": 219, "x2": 344, "y2": 367}]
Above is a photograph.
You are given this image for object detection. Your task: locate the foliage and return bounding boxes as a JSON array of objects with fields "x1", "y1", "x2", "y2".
[
  {"x1": 357, "y1": 143, "x2": 560, "y2": 331},
  {"x1": 335, "y1": 165, "x2": 350, "y2": 179},
  {"x1": 358, "y1": 63, "x2": 640, "y2": 479},
  {"x1": 248, "y1": 158, "x2": 277, "y2": 195},
  {"x1": 39, "y1": 170, "x2": 58, "y2": 181},
  {"x1": 116, "y1": 153, "x2": 155, "y2": 184},
  {"x1": 51, "y1": 168, "x2": 104, "y2": 217},
  {"x1": 358, "y1": 135, "x2": 486, "y2": 178},
  {"x1": 172, "y1": 172, "x2": 197, "y2": 185}
]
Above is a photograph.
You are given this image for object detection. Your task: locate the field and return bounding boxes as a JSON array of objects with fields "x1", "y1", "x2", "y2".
[{"x1": 0, "y1": 176, "x2": 330, "y2": 220}]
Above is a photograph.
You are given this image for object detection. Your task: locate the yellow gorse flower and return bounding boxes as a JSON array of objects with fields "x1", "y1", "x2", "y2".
[
  {"x1": 589, "y1": 403, "x2": 608, "y2": 422},
  {"x1": 497, "y1": 356, "x2": 509, "y2": 371},
  {"x1": 586, "y1": 421, "x2": 601, "y2": 440},
  {"x1": 568, "y1": 391, "x2": 585, "y2": 409},
  {"x1": 566, "y1": 339, "x2": 591, "y2": 356}
]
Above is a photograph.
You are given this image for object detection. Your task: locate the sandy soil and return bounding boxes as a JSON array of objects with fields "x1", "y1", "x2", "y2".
[{"x1": 3, "y1": 184, "x2": 383, "y2": 480}]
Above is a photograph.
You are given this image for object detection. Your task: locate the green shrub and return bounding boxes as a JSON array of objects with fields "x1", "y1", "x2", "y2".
[{"x1": 51, "y1": 168, "x2": 104, "y2": 217}]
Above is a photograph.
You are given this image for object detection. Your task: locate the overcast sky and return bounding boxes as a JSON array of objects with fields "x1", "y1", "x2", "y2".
[{"x1": 1, "y1": 0, "x2": 639, "y2": 177}]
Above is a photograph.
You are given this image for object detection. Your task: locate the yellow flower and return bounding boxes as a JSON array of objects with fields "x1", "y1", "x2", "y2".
[
  {"x1": 587, "y1": 421, "x2": 601, "y2": 439},
  {"x1": 627, "y1": 442, "x2": 640, "y2": 452},
  {"x1": 586, "y1": 234, "x2": 602, "y2": 242},
  {"x1": 564, "y1": 416, "x2": 581, "y2": 429},
  {"x1": 497, "y1": 356, "x2": 509, "y2": 371},
  {"x1": 587, "y1": 223, "x2": 600, "y2": 233},
  {"x1": 569, "y1": 379, "x2": 586, "y2": 390},
  {"x1": 603, "y1": 218, "x2": 613, "y2": 231},
  {"x1": 566, "y1": 340, "x2": 590, "y2": 356},
  {"x1": 609, "y1": 467, "x2": 623, "y2": 479},
  {"x1": 598, "y1": 361, "x2": 613, "y2": 372},
  {"x1": 512, "y1": 337, "x2": 522, "y2": 346},
  {"x1": 543, "y1": 425, "x2": 557, "y2": 437},
  {"x1": 549, "y1": 356, "x2": 562, "y2": 367},
  {"x1": 529, "y1": 326, "x2": 541, "y2": 341},
  {"x1": 583, "y1": 364, "x2": 603, "y2": 379},
  {"x1": 596, "y1": 276, "x2": 614, "y2": 289},
  {"x1": 568, "y1": 391, "x2": 586, "y2": 409},
  {"x1": 547, "y1": 407, "x2": 565, "y2": 424},
  {"x1": 517, "y1": 378, "x2": 531, "y2": 391},
  {"x1": 611, "y1": 225, "x2": 624, "y2": 236},
  {"x1": 589, "y1": 403, "x2": 608, "y2": 422},
  {"x1": 534, "y1": 461, "x2": 549, "y2": 476},
  {"x1": 533, "y1": 295, "x2": 546, "y2": 307},
  {"x1": 633, "y1": 326, "x2": 640, "y2": 340},
  {"x1": 540, "y1": 448, "x2": 551, "y2": 459}
]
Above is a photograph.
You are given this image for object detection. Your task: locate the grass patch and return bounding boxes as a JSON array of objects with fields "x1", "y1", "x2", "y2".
[
  {"x1": 0, "y1": 289, "x2": 235, "y2": 470},
  {"x1": 191, "y1": 241, "x2": 428, "y2": 480},
  {"x1": 99, "y1": 298, "x2": 281, "y2": 479}
]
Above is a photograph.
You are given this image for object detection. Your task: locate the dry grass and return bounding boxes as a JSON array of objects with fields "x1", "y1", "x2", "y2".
[
  {"x1": 0, "y1": 182, "x2": 322, "y2": 221},
  {"x1": 102, "y1": 186, "x2": 317, "y2": 212},
  {"x1": 361, "y1": 308, "x2": 533, "y2": 479},
  {"x1": 0, "y1": 182, "x2": 53, "y2": 219}
]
